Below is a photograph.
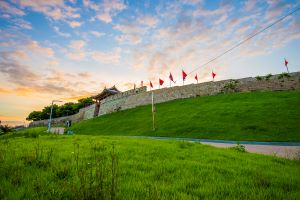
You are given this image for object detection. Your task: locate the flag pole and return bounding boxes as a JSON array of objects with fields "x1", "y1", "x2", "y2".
[
  {"x1": 152, "y1": 91, "x2": 155, "y2": 131},
  {"x1": 285, "y1": 58, "x2": 289, "y2": 73}
]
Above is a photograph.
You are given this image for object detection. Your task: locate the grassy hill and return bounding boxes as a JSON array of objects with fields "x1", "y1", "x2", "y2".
[
  {"x1": 0, "y1": 135, "x2": 299, "y2": 199},
  {"x1": 71, "y1": 91, "x2": 300, "y2": 142}
]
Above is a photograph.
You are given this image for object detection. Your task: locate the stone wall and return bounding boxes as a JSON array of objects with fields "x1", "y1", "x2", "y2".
[
  {"x1": 99, "y1": 86, "x2": 147, "y2": 115},
  {"x1": 29, "y1": 72, "x2": 300, "y2": 126},
  {"x1": 100, "y1": 72, "x2": 300, "y2": 114},
  {"x1": 80, "y1": 104, "x2": 96, "y2": 120}
]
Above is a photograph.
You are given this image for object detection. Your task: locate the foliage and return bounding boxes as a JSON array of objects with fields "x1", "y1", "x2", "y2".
[
  {"x1": 27, "y1": 97, "x2": 94, "y2": 121},
  {"x1": 278, "y1": 72, "x2": 291, "y2": 80},
  {"x1": 71, "y1": 91, "x2": 300, "y2": 142},
  {"x1": 230, "y1": 143, "x2": 247, "y2": 152},
  {"x1": 0, "y1": 125, "x2": 13, "y2": 135},
  {"x1": 26, "y1": 111, "x2": 42, "y2": 121},
  {"x1": 265, "y1": 73, "x2": 273, "y2": 81},
  {"x1": 0, "y1": 135, "x2": 299, "y2": 199},
  {"x1": 255, "y1": 76, "x2": 262, "y2": 80},
  {"x1": 222, "y1": 79, "x2": 239, "y2": 92}
]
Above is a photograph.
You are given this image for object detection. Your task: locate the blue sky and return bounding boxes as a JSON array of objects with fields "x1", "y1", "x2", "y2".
[{"x1": 0, "y1": 0, "x2": 300, "y2": 121}]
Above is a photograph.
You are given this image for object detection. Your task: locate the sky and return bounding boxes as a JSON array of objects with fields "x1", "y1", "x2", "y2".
[{"x1": 0, "y1": 0, "x2": 300, "y2": 124}]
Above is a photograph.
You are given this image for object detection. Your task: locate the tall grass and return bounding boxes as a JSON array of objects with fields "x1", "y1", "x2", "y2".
[{"x1": 0, "y1": 134, "x2": 299, "y2": 199}]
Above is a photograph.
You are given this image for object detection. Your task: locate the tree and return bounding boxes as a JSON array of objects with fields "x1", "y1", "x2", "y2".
[
  {"x1": 77, "y1": 97, "x2": 94, "y2": 109},
  {"x1": 26, "y1": 97, "x2": 95, "y2": 121},
  {"x1": 40, "y1": 104, "x2": 59, "y2": 120},
  {"x1": 26, "y1": 111, "x2": 42, "y2": 121},
  {"x1": 58, "y1": 102, "x2": 77, "y2": 116}
]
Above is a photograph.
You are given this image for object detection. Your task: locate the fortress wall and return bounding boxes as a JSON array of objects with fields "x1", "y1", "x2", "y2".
[
  {"x1": 98, "y1": 86, "x2": 147, "y2": 115},
  {"x1": 29, "y1": 72, "x2": 300, "y2": 126},
  {"x1": 99, "y1": 72, "x2": 300, "y2": 115},
  {"x1": 80, "y1": 104, "x2": 96, "y2": 120}
]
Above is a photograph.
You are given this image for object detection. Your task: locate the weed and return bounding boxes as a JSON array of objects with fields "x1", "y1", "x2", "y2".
[{"x1": 230, "y1": 142, "x2": 247, "y2": 152}]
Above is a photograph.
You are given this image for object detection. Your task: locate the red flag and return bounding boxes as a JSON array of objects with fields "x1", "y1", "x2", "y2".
[
  {"x1": 285, "y1": 59, "x2": 288, "y2": 67},
  {"x1": 195, "y1": 74, "x2": 198, "y2": 81},
  {"x1": 159, "y1": 78, "x2": 164, "y2": 86},
  {"x1": 182, "y1": 70, "x2": 187, "y2": 81},
  {"x1": 169, "y1": 72, "x2": 175, "y2": 83},
  {"x1": 150, "y1": 81, "x2": 153, "y2": 88},
  {"x1": 212, "y1": 71, "x2": 216, "y2": 80}
]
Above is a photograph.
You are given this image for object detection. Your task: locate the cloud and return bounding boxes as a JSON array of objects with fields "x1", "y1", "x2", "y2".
[
  {"x1": 84, "y1": 0, "x2": 127, "y2": 23},
  {"x1": 78, "y1": 72, "x2": 92, "y2": 78},
  {"x1": 69, "y1": 40, "x2": 86, "y2": 50},
  {"x1": 113, "y1": 14, "x2": 158, "y2": 45},
  {"x1": 137, "y1": 15, "x2": 158, "y2": 27},
  {"x1": 18, "y1": 0, "x2": 80, "y2": 21},
  {"x1": 116, "y1": 34, "x2": 142, "y2": 45},
  {"x1": 128, "y1": 0, "x2": 300, "y2": 81},
  {"x1": 0, "y1": 1, "x2": 25, "y2": 16},
  {"x1": 265, "y1": 0, "x2": 291, "y2": 20},
  {"x1": 53, "y1": 26, "x2": 71, "y2": 37},
  {"x1": 66, "y1": 51, "x2": 86, "y2": 61},
  {"x1": 13, "y1": 18, "x2": 32, "y2": 29},
  {"x1": 244, "y1": 0, "x2": 257, "y2": 12},
  {"x1": 91, "y1": 48, "x2": 121, "y2": 64},
  {"x1": 0, "y1": 61, "x2": 39, "y2": 86},
  {"x1": 68, "y1": 20, "x2": 82, "y2": 28},
  {"x1": 90, "y1": 31, "x2": 105, "y2": 37},
  {"x1": 26, "y1": 41, "x2": 54, "y2": 57}
]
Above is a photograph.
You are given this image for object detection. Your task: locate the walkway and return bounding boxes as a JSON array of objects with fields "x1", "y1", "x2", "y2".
[{"x1": 134, "y1": 136, "x2": 300, "y2": 159}]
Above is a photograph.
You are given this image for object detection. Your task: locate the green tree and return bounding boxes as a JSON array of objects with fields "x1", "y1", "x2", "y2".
[
  {"x1": 40, "y1": 105, "x2": 59, "y2": 120},
  {"x1": 77, "y1": 97, "x2": 94, "y2": 109},
  {"x1": 26, "y1": 111, "x2": 42, "y2": 121},
  {"x1": 58, "y1": 102, "x2": 77, "y2": 116}
]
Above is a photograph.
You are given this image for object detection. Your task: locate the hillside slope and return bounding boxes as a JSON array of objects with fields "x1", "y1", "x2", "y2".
[{"x1": 71, "y1": 91, "x2": 300, "y2": 142}]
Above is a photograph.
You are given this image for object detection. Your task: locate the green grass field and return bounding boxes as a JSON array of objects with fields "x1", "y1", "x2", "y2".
[
  {"x1": 71, "y1": 91, "x2": 300, "y2": 142},
  {"x1": 1, "y1": 133, "x2": 299, "y2": 199}
]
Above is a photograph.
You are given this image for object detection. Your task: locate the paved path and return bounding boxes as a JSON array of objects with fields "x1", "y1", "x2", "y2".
[
  {"x1": 201, "y1": 142, "x2": 300, "y2": 159},
  {"x1": 133, "y1": 136, "x2": 300, "y2": 159}
]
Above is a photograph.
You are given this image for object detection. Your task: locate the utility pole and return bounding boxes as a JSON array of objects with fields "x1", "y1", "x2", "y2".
[
  {"x1": 152, "y1": 92, "x2": 155, "y2": 131},
  {"x1": 48, "y1": 100, "x2": 62, "y2": 132}
]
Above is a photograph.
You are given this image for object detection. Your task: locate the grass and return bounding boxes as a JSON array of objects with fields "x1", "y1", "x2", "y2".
[
  {"x1": 0, "y1": 133, "x2": 299, "y2": 199},
  {"x1": 70, "y1": 91, "x2": 300, "y2": 142}
]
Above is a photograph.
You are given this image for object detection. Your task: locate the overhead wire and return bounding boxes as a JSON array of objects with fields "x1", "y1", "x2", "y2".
[{"x1": 174, "y1": 5, "x2": 300, "y2": 82}]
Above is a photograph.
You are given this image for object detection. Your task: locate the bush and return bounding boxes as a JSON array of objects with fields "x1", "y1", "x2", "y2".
[
  {"x1": 222, "y1": 80, "x2": 239, "y2": 92},
  {"x1": 255, "y1": 76, "x2": 262, "y2": 81},
  {"x1": 265, "y1": 74, "x2": 272, "y2": 81},
  {"x1": 230, "y1": 143, "x2": 246, "y2": 152},
  {"x1": 0, "y1": 125, "x2": 13, "y2": 136},
  {"x1": 278, "y1": 72, "x2": 291, "y2": 80}
]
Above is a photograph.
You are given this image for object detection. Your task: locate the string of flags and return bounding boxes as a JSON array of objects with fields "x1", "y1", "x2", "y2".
[{"x1": 146, "y1": 58, "x2": 290, "y2": 90}]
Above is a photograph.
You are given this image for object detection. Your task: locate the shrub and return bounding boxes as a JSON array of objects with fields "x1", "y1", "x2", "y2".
[
  {"x1": 230, "y1": 143, "x2": 247, "y2": 152},
  {"x1": 0, "y1": 125, "x2": 13, "y2": 135},
  {"x1": 255, "y1": 76, "x2": 262, "y2": 81},
  {"x1": 278, "y1": 72, "x2": 291, "y2": 80},
  {"x1": 265, "y1": 74, "x2": 272, "y2": 81},
  {"x1": 222, "y1": 80, "x2": 239, "y2": 92}
]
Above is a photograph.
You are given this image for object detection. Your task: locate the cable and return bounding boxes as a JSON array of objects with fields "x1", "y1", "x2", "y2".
[{"x1": 175, "y1": 5, "x2": 300, "y2": 81}]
